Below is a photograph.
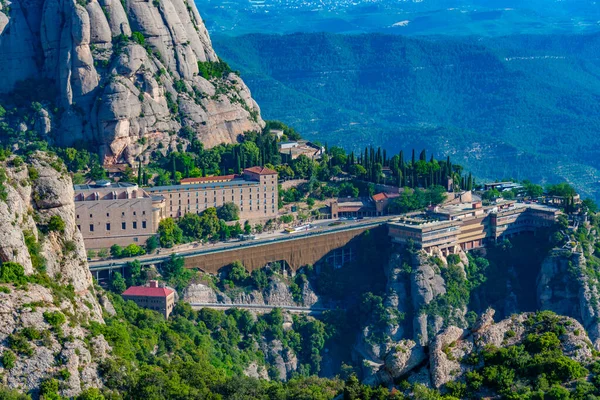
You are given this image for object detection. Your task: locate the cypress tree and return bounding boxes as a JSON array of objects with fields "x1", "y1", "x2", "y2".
[
  {"x1": 137, "y1": 160, "x2": 142, "y2": 186},
  {"x1": 171, "y1": 157, "x2": 177, "y2": 183},
  {"x1": 419, "y1": 149, "x2": 426, "y2": 161},
  {"x1": 411, "y1": 149, "x2": 416, "y2": 166}
]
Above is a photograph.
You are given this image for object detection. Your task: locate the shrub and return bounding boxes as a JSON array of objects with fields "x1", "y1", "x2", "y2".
[
  {"x1": 217, "y1": 202, "x2": 240, "y2": 221},
  {"x1": 64, "y1": 240, "x2": 77, "y2": 253},
  {"x1": 47, "y1": 215, "x2": 66, "y2": 233},
  {"x1": 0, "y1": 286, "x2": 10, "y2": 294},
  {"x1": 27, "y1": 166, "x2": 39, "y2": 180},
  {"x1": 43, "y1": 311, "x2": 66, "y2": 329},
  {"x1": 0, "y1": 262, "x2": 28, "y2": 285},
  {"x1": 8, "y1": 334, "x2": 33, "y2": 356},
  {"x1": 228, "y1": 261, "x2": 249, "y2": 286},
  {"x1": 1, "y1": 350, "x2": 16, "y2": 369},
  {"x1": 132, "y1": 31, "x2": 145, "y2": 45},
  {"x1": 110, "y1": 244, "x2": 123, "y2": 258},
  {"x1": 110, "y1": 272, "x2": 127, "y2": 294},
  {"x1": 0, "y1": 167, "x2": 9, "y2": 201},
  {"x1": 145, "y1": 236, "x2": 159, "y2": 253},
  {"x1": 21, "y1": 327, "x2": 42, "y2": 340},
  {"x1": 58, "y1": 368, "x2": 71, "y2": 380}
]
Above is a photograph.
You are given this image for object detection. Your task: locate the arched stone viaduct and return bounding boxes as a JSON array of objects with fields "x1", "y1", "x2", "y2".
[{"x1": 183, "y1": 225, "x2": 386, "y2": 274}]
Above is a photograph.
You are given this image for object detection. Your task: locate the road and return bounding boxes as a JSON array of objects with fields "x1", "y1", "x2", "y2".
[
  {"x1": 89, "y1": 216, "x2": 390, "y2": 271},
  {"x1": 188, "y1": 303, "x2": 337, "y2": 314}
]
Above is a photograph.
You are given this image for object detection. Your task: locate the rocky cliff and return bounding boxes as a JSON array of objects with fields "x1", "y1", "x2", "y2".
[
  {"x1": 537, "y1": 249, "x2": 600, "y2": 349},
  {"x1": 367, "y1": 309, "x2": 595, "y2": 389},
  {"x1": 0, "y1": 152, "x2": 110, "y2": 396},
  {"x1": 0, "y1": 0, "x2": 263, "y2": 165},
  {"x1": 357, "y1": 247, "x2": 470, "y2": 382}
]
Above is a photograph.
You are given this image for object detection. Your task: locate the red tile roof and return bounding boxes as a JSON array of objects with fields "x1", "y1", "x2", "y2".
[
  {"x1": 243, "y1": 166, "x2": 278, "y2": 175},
  {"x1": 372, "y1": 192, "x2": 400, "y2": 202},
  {"x1": 180, "y1": 175, "x2": 237, "y2": 184},
  {"x1": 372, "y1": 193, "x2": 387, "y2": 202},
  {"x1": 122, "y1": 286, "x2": 174, "y2": 298}
]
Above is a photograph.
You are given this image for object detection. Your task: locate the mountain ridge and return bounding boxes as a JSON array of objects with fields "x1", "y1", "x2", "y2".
[
  {"x1": 0, "y1": 0, "x2": 263, "y2": 165},
  {"x1": 212, "y1": 31, "x2": 600, "y2": 200}
]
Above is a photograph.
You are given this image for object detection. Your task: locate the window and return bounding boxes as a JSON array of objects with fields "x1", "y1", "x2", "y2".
[
  {"x1": 90, "y1": 224, "x2": 94, "y2": 232},
  {"x1": 106, "y1": 223, "x2": 111, "y2": 231},
  {"x1": 122, "y1": 222, "x2": 126, "y2": 230},
  {"x1": 133, "y1": 238, "x2": 138, "y2": 242},
  {"x1": 133, "y1": 221, "x2": 137, "y2": 229},
  {"x1": 90, "y1": 214, "x2": 92, "y2": 218},
  {"x1": 122, "y1": 211, "x2": 125, "y2": 216},
  {"x1": 107, "y1": 213, "x2": 110, "y2": 217},
  {"x1": 142, "y1": 221, "x2": 147, "y2": 229},
  {"x1": 133, "y1": 211, "x2": 136, "y2": 216},
  {"x1": 77, "y1": 225, "x2": 81, "y2": 230},
  {"x1": 76, "y1": 214, "x2": 79, "y2": 219}
]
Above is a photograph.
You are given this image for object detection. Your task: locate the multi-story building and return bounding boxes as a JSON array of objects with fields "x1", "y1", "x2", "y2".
[
  {"x1": 122, "y1": 280, "x2": 175, "y2": 319},
  {"x1": 145, "y1": 167, "x2": 278, "y2": 221},
  {"x1": 74, "y1": 167, "x2": 278, "y2": 250},
  {"x1": 388, "y1": 200, "x2": 560, "y2": 255},
  {"x1": 74, "y1": 181, "x2": 165, "y2": 250}
]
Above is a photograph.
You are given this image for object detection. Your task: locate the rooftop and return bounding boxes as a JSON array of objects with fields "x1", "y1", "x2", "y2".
[
  {"x1": 146, "y1": 178, "x2": 257, "y2": 192},
  {"x1": 73, "y1": 181, "x2": 137, "y2": 191},
  {"x1": 122, "y1": 286, "x2": 174, "y2": 298},
  {"x1": 244, "y1": 166, "x2": 278, "y2": 175},
  {"x1": 372, "y1": 192, "x2": 400, "y2": 202}
]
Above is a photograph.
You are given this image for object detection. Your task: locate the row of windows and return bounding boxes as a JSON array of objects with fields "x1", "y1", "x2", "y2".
[
  {"x1": 169, "y1": 188, "x2": 276, "y2": 198},
  {"x1": 77, "y1": 211, "x2": 146, "y2": 219},
  {"x1": 79, "y1": 221, "x2": 147, "y2": 232}
]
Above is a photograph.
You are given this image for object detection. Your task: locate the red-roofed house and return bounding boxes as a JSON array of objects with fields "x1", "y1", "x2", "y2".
[
  {"x1": 122, "y1": 280, "x2": 176, "y2": 319},
  {"x1": 372, "y1": 192, "x2": 400, "y2": 215}
]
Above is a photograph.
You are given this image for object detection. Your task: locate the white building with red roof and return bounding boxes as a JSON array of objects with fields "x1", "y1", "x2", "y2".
[{"x1": 122, "y1": 280, "x2": 176, "y2": 319}]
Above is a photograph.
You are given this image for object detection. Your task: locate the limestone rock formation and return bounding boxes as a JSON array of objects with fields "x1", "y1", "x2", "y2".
[
  {"x1": 367, "y1": 309, "x2": 594, "y2": 389},
  {"x1": 182, "y1": 274, "x2": 321, "y2": 308},
  {"x1": 0, "y1": 0, "x2": 263, "y2": 165},
  {"x1": 0, "y1": 152, "x2": 109, "y2": 396},
  {"x1": 537, "y1": 250, "x2": 600, "y2": 349}
]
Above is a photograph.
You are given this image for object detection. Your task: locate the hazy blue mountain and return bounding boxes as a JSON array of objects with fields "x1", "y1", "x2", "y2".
[
  {"x1": 197, "y1": 0, "x2": 600, "y2": 36},
  {"x1": 213, "y1": 32, "x2": 600, "y2": 200}
]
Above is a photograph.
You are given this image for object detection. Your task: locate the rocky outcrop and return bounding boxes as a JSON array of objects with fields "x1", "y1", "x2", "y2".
[
  {"x1": 0, "y1": 152, "x2": 109, "y2": 396},
  {"x1": 260, "y1": 338, "x2": 298, "y2": 380},
  {"x1": 0, "y1": 0, "x2": 263, "y2": 165},
  {"x1": 367, "y1": 309, "x2": 595, "y2": 389},
  {"x1": 537, "y1": 250, "x2": 600, "y2": 349},
  {"x1": 182, "y1": 274, "x2": 321, "y2": 308}
]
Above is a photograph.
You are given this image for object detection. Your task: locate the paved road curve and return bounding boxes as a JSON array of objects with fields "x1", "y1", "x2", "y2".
[{"x1": 89, "y1": 217, "x2": 390, "y2": 271}]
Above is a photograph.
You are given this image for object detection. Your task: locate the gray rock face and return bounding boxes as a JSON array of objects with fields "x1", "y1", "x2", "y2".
[
  {"x1": 260, "y1": 338, "x2": 298, "y2": 380},
  {"x1": 537, "y1": 250, "x2": 600, "y2": 349},
  {"x1": 0, "y1": 0, "x2": 264, "y2": 165},
  {"x1": 0, "y1": 153, "x2": 108, "y2": 396}
]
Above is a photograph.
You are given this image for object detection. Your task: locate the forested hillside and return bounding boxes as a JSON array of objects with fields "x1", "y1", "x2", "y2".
[{"x1": 213, "y1": 32, "x2": 600, "y2": 201}]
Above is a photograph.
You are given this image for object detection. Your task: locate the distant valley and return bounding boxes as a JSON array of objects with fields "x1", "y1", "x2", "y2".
[
  {"x1": 212, "y1": 32, "x2": 600, "y2": 200},
  {"x1": 197, "y1": 0, "x2": 600, "y2": 36}
]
